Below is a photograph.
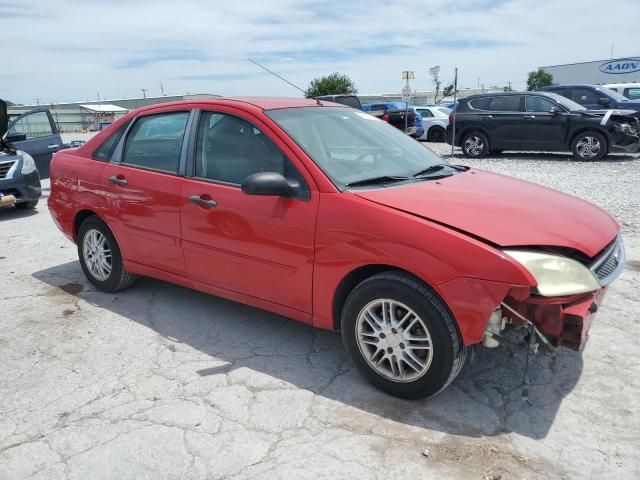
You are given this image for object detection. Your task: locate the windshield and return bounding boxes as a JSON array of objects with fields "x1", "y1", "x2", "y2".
[
  {"x1": 545, "y1": 92, "x2": 586, "y2": 111},
  {"x1": 266, "y1": 107, "x2": 448, "y2": 189}
]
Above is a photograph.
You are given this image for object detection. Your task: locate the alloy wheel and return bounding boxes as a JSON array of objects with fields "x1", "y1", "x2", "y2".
[
  {"x1": 576, "y1": 136, "x2": 601, "y2": 159},
  {"x1": 82, "y1": 229, "x2": 112, "y2": 281},
  {"x1": 464, "y1": 136, "x2": 484, "y2": 156},
  {"x1": 355, "y1": 299, "x2": 434, "y2": 383}
]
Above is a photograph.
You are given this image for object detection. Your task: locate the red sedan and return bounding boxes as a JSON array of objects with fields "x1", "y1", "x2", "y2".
[{"x1": 48, "y1": 98, "x2": 625, "y2": 399}]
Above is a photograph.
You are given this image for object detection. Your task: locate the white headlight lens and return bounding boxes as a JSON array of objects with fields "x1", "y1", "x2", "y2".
[
  {"x1": 504, "y1": 250, "x2": 601, "y2": 296},
  {"x1": 20, "y1": 152, "x2": 37, "y2": 174}
]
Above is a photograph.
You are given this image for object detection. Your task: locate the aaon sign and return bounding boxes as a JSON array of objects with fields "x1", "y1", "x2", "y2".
[{"x1": 599, "y1": 58, "x2": 640, "y2": 75}]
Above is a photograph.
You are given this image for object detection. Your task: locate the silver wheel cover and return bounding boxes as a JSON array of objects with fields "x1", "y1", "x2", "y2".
[
  {"x1": 356, "y1": 299, "x2": 434, "y2": 383},
  {"x1": 576, "y1": 136, "x2": 601, "y2": 159},
  {"x1": 464, "y1": 136, "x2": 484, "y2": 156},
  {"x1": 82, "y1": 229, "x2": 112, "y2": 281}
]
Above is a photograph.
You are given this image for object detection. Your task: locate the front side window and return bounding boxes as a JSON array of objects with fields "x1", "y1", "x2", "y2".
[
  {"x1": 195, "y1": 111, "x2": 302, "y2": 186},
  {"x1": 572, "y1": 88, "x2": 600, "y2": 105},
  {"x1": 9, "y1": 112, "x2": 53, "y2": 139},
  {"x1": 525, "y1": 96, "x2": 556, "y2": 112},
  {"x1": 122, "y1": 112, "x2": 189, "y2": 173},
  {"x1": 624, "y1": 88, "x2": 640, "y2": 100},
  {"x1": 490, "y1": 96, "x2": 522, "y2": 112}
]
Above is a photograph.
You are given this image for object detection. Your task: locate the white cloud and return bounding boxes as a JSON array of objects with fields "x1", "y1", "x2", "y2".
[{"x1": 2, "y1": 0, "x2": 639, "y2": 103}]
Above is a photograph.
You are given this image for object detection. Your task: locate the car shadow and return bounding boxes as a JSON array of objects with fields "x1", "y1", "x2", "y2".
[
  {"x1": 32, "y1": 261, "x2": 584, "y2": 440},
  {"x1": 0, "y1": 205, "x2": 39, "y2": 219},
  {"x1": 448, "y1": 151, "x2": 638, "y2": 163}
]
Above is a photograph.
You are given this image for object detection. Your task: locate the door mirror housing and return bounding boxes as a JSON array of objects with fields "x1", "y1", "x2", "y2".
[
  {"x1": 5, "y1": 131, "x2": 27, "y2": 143},
  {"x1": 241, "y1": 172, "x2": 296, "y2": 197},
  {"x1": 548, "y1": 106, "x2": 561, "y2": 114},
  {"x1": 598, "y1": 97, "x2": 611, "y2": 107}
]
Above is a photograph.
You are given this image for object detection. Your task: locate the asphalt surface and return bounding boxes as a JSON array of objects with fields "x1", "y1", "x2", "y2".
[{"x1": 1, "y1": 143, "x2": 639, "y2": 479}]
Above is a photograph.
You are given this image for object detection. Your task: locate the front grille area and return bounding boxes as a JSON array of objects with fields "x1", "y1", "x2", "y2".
[
  {"x1": 591, "y1": 236, "x2": 625, "y2": 285},
  {"x1": 0, "y1": 160, "x2": 16, "y2": 179}
]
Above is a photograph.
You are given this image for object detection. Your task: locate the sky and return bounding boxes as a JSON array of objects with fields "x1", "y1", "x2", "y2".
[{"x1": 2, "y1": 0, "x2": 639, "y2": 104}]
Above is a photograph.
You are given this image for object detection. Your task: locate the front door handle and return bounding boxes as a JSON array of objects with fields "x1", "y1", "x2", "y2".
[
  {"x1": 48, "y1": 144, "x2": 60, "y2": 149},
  {"x1": 190, "y1": 195, "x2": 217, "y2": 208},
  {"x1": 524, "y1": 115, "x2": 536, "y2": 119},
  {"x1": 108, "y1": 175, "x2": 128, "y2": 186},
  {"x1": 481, "y1": 115, "x2": 493, "y2": 119}
]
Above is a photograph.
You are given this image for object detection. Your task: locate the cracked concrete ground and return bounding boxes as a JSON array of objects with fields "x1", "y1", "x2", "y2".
[{"x1": 1, "y1": 149, "x2": 639, "y2": 479}]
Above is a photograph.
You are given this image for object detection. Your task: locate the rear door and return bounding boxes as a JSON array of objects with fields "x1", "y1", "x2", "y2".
[
  {"x1": 8, "y1": 109, "x2": 62, "y2": 178},
  {"x1": 482, "y1": 95, "x2": 525, "y2": 148},
  {"x1": 100, "y1": 109, "x2": 193, "y2": 275},
  {"x1": 179, "y1": 108, "x2": 319, "y2": 313}
]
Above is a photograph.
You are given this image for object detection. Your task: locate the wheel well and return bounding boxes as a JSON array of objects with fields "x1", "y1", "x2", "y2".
[
  {"x1": 332, "y1": 264, "x2": 423, "y2": 330},
  {"x1": 73, "y1": 209, "x2": 98, "y2": 240}
]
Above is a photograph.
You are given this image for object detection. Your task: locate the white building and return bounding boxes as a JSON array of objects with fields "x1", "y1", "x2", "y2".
[{"x1": 541, "y1": 56, "x2": 640, "y2": 85}]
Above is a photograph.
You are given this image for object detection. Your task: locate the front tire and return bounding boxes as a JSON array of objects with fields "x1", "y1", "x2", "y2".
[
  {"x1": 341, "y1": 272, "x2": 466, "y2": 399},
  {"x1": 571, "y1": 131, "x2": 607, "y2": 161},
  {"x1": 77, "y1": 216, "x2": 137, "y2": 292},
  {"x1": 461, "y1": 132, "x2": 489, "y2": 158}
]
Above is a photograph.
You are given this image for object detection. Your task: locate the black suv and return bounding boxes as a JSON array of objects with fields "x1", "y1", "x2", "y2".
[
  {"x1": 540, "y1": 84, "x2": 640, "y2": 112},
  {"x1": 447, "y1": 92, "x2": 640, "y2": 160}
]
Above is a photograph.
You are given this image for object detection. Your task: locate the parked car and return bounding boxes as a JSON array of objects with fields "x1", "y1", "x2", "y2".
[
  {"x1": 603, "y1": 83, "x2": 640, "y2": 101},
  {"x1": 540, "y1": 84, "x2": 640, "y2": 112},
  {"x1": 413, "y1": 105, "x2": 449, "y2": 142},
  {"x1": 50, "y1": 97, "x2": 624, "y2": 399},
  {"x1": 315, "y1": 94, "x2": 362, "y2": 109},
  {"x1": 447, "y1": 92, "x2": 640, "y2": 160},
  {"x1": 0, "y1": 99, "x2": 43, "y2": 209},
  {"x1": 361, "y1": 102, "x2": 418, "y2": 136}
]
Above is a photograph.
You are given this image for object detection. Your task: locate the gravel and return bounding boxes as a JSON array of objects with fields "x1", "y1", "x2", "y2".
[{"x1": 425, "y1": 142, "x2": 640, "y2": 234}]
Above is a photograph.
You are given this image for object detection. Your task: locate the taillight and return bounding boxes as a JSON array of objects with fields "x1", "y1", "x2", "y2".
[{"x1": 382, "y1": 113, "x2": 390, "y2": 122}]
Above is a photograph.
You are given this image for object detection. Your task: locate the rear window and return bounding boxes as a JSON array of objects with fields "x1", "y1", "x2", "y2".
[
  {"x1": 489, "y1": 96, "x2": 522, "y2": 112},
  {"x1": 92, "y1": 121, "x2": 130, "y2": 161},
  {"x1": 468, "y1": 97, "x2": 492, "y2": 110}
]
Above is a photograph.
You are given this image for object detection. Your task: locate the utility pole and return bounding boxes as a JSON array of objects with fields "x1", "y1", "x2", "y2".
[
  {"x1": 401, "y1": 70, "x2": 414, "y2": 133},
  {"x1": 451, "y1": 68, "x2": 458, "y2": 157},
  {"x1": 141, "y1": 88, "x2": 147, "y2": 99}
]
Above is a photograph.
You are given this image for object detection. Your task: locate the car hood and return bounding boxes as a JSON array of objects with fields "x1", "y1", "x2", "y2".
[
  {"x1": 354, "y1": 169, "x2": 619, "y2": 258},
  {"x1": 582, "y1": 108, "x2": 639, "y2": 117}
]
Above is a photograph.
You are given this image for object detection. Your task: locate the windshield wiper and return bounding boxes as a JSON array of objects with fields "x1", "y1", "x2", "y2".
[
  {"x1": 413, "y1": 163, "x2": 466, "y2": 178},
  {"x1": 344, "y1": 175, "x2": 411, "y2": 188}
]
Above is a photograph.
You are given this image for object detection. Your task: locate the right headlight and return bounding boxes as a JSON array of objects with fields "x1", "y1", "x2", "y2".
[{"x1": 504, "y1": 250, "x2": 601, "y2": 297}]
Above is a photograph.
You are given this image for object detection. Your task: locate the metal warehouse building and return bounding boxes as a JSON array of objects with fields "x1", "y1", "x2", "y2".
[
  {"x1": 8, "y1": 93, "x2": 220, "y2": 132},
  {"x1": 541, "y1": 56, "x2": 640, "y2": 85}
]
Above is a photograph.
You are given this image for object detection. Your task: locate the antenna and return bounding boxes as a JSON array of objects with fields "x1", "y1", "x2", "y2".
[{"x1": 248, "y1": 58, "x2": 315, "y2": 101}]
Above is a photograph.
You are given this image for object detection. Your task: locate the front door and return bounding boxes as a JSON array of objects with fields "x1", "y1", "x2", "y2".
[
  {"x1": 516, "y1": 95, "x2": 568, "y2": 149},
  {"x1": 100, "y1": 110, "x2": 191, "y2": 275},
  {"x1": 180, "y1": 109, "x2": 318, "y2": 313},
  {"x1": 9, "y1": 110, "x2": 62, "y2": 178}
]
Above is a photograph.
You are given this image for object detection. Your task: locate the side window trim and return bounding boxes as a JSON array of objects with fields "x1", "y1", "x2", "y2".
[
  {"x1": 111, "y1": 109, "x2": 194, "y2": 176},
  {"x1": 186, "y1": 109, "x2": 311, "y2": 200}
]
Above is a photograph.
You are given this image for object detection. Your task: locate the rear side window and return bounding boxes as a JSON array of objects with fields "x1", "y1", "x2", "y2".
[
  {"x1": 468, "y1": 97, "x2": 492, "y2": 110},
  {"x1": 417, "y1": 109, "x2": 433, "y2": 118},
  {"x1": 122, "y1": 112, "x2": 189, "y2": 173},
  {"x1": 489, "y1": 96, "x2": 522, "y2": 112},
  {"x1": 92, "y1": 121, "x2": 130, "y2": 161}
]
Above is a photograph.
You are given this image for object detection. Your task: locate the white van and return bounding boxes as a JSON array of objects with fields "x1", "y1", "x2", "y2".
[{"x1": 603, "y1": 83, "x2": 640, "y2": 100}]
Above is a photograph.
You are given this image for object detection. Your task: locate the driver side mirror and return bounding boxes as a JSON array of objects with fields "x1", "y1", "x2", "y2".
[
  {"x1": 548, "y1": 106, "x2": 561, "y2": 114},
  {"x1": 241, "y1": 172, "x2": 297, "y2": 197},
  {"x1": 5, "y1": 131, "x2": 27, "y2": 143},
  {"x1": 598, "y1": 97, "x2": 611, "y2": 107}
]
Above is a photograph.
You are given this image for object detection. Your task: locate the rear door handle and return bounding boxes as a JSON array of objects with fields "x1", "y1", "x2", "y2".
[
  {"x1": 48, "y1": 144, "x2": 60, "y2": 149},
  {"x1": 108, "y1": 175, "x2": 128, "y2": 186},
  {"x1": 190, "y1": 195, "x2": 217, "y2": 208},
  {"x1": 481, "y1": 115, "x2": 493, "y2": 119},
  {"x1": 524, "y1": 115, "x2": 536, "y2": 119}
]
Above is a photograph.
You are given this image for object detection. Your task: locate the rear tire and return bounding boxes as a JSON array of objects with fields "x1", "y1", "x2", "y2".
[
  {"x1": 340, "y1": 271, "x2": 466, "y2": 400},
  {"x1": 427, "y1": 126, "x2": 446, "y2": 143},
  {"x1": 77, "y1": 216, "x2": 138, "y2": 292},
  {"x1": 571, "y1": 131, "x2": 607, "y2": 161},
  {"x1": 15, "y1": 199, "x2": 38, "y2": 209},
  {"x1": 461, "y1": 132, "x2": 490, "y2": 158}
]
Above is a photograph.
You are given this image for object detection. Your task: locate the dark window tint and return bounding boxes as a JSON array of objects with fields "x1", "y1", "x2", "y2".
[
  {"x1": 572, "y1": 88, "x2": 600, "y2": 105},
  {"x1": 195, "y1": 111, "x2": 304, "y2": 187},
  {"x1": 468, "y1": 97, "x2": 492, "y2": 110},
  {"x1": 548, "y1": 87, "x2": 572, "y2": 100},
  {"x1": 525, "y1": 96, "x2": 556, "y2": 112},
  {"x1": 417, "y1": 108, "x2": 433, "y2": 117},
  {"x1": 93, "y1": 121, "x2": 130, "y2": 161},
  {"x1": 122, "y1": 112, "x2": 189, "y2": 173},
  {"x1": 490, "y1": 96, "x2": 522, "y2": 112},
  {"x1": 624, "y1": 88, "x2": 640, "y2": 100}
]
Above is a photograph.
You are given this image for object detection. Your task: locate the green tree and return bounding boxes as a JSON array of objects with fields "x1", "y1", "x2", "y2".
[
  {"x1": 304, "y1": 72, "x2": 358, "y2": 98},
  {"x1": 527, "y1": 68, "x2": 553, "y2": 91}
]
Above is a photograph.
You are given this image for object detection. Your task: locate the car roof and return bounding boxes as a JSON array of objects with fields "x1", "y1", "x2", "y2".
[
  {"x1": 461, "y1": 91, "x2": 556, "y2": 101},
  {"x1": 540, "y1": 84, "x2": 610, "y2": 89}
]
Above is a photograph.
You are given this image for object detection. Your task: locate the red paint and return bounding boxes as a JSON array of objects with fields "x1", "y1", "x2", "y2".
[{"x1": 49, "y1": 98, "x2": 620, "y2": 348}]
